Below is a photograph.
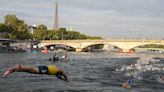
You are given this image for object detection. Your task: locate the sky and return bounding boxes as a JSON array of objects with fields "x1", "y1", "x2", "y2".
[{"x1": 0, "y1": 0, "x2": 164, "y2": 39}]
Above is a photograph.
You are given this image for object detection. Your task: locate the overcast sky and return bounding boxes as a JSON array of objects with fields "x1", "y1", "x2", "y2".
[{"x1": 0, "y1": 0, "x2": 164, "y2": 39}]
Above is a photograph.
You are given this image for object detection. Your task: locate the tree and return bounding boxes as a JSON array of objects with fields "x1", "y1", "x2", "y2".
[
  {"x1": 0, "y1": 23, "x2": 9, "y2": 38},
  {"x1": 1, "y1": 14, "x2": 102, "y2": 40},
  {"x1": 58, "y1": 28, "x2": 67, "y2": 40},
  {"x1": 33, "y1": 24, "x2": 47, "y2": 40},
  {"x1": 4, "y1": 14, "x2": 31, "y2": 40},
  {"x1": 46, "y1": 30, "x2": 58, "y2": 40}
]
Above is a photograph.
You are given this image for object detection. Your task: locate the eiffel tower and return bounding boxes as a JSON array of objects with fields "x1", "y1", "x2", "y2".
[{"x1": 54, "y1": 2, "x2": 59, "y2": 30}]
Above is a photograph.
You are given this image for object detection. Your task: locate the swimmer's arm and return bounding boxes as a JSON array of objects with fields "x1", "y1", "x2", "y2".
[{"x1": 56, "y1": 74, "x2": 69, "y2": 82}]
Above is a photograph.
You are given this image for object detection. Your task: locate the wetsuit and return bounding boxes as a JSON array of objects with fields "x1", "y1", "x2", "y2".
[
  {"x1": 127, "y1": 79, "x2": 132, "y2": 85},
  {"x1": 38, "y1": 65, "x2": 67, "y2": 81},
  {"x1": 38, "y1": 65, "x2": 58, "y2": 75}
]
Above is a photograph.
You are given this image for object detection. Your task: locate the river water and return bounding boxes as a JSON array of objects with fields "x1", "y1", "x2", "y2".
[{"x1": 0, "y1": 52, "x2": 164, "y2": 92}]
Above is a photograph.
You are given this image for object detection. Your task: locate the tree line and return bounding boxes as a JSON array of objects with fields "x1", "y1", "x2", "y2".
[
  {"x1": 0, "y1": 14, "x2": 102, "y2": 40},
  {"x1": 139, "y1": 44, "x2": 164, "y2": 48}
]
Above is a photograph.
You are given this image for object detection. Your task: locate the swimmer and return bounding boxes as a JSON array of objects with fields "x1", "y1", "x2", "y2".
[
  {"x1": 53, "y1": 53, "x2": 59, "y2": 61},
  {"x1": 2, "y1": 64, "x2": 68, "y2": 82},
  {"x1": 60, "y1": 51, "x2": 69, "y2": 62},
  {"x1": 60, "y1": 54, "x2": 66, "y2": 59},
  {"x1": 160, "y1": 76, "x2": 164, "y2": 80},
  {"x1": 122, "y1": 71, "x2": 133, "y2": 89},
  {"x1": 122, "y1": 79, "x2": 132, "y2": 89}
]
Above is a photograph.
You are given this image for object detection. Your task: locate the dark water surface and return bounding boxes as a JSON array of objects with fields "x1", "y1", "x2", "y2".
[{"x1": 0, "y1": 52, "x2": 164, "y2": 92}]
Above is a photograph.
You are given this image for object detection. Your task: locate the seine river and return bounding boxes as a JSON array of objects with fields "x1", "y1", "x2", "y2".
[{"x1": 0, "y1": 52, "x2": 164, "y2": 92}]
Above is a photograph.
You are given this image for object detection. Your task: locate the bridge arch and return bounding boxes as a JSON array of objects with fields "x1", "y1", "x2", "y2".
[
  {"x1": 39, "y1": 40, "x2": 164, "y2": 52},
  {"x1": 81, "y1": 43, "x2": 104, "y2": 52},
  {"x1": 105, "y1": 43, "x2": 126, "y2": 52},
  {"x1": 43, "y1": 44, "x2": 76, "y2": 51},
  {"x1": 129, "y1": 43, "x2": 164, "y2": 52}
]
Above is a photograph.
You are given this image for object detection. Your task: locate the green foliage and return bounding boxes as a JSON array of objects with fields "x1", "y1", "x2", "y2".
[
  {"x1": 0, "y1": 14, "x2": 32, "y2": 40},
  {"x1": 0, "y1": 23, "x2": 9, "y2": 38},
  {"x1": 45, "y1": 28, "x2": 102, "y2": 40},
  {"x1": 139, "y1": 44, "x2": 164, "y2": 48},
  {"x1": 33, "y1": 24, "x2": 47, "y2": 40},
  {"x1": 0, "y1": 14, "x2": 102, "y2": 40},
  {"x1": 0, "y1": 23, "x2": 8, "y2": 32},
  {"x1": 46, "y1": 30, "x2": 58, "y2": 40}
]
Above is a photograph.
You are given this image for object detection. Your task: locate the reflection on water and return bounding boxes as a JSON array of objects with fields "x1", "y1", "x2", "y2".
[{"x1": 0, "y1": 52, "x2": 164, "y2": 92}]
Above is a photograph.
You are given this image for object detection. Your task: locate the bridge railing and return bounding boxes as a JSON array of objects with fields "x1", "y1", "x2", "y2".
[{"x1": 41, "y1": 39, "x2": 164, "y2": 43}]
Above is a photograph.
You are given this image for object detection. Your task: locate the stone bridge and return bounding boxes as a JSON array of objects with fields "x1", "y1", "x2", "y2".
[{"x1": 39, "y1": 39, "x2": 164, "y2": 52}]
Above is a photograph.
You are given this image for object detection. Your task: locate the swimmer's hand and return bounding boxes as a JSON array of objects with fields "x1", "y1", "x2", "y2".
[{"x1": 65, "y1": 80, "x2": 69, "y2": 82}]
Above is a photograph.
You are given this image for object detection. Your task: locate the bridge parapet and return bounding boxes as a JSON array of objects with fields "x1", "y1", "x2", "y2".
[{"x1": 40, "y1": 39, "x2": 164, "y2": 52}]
